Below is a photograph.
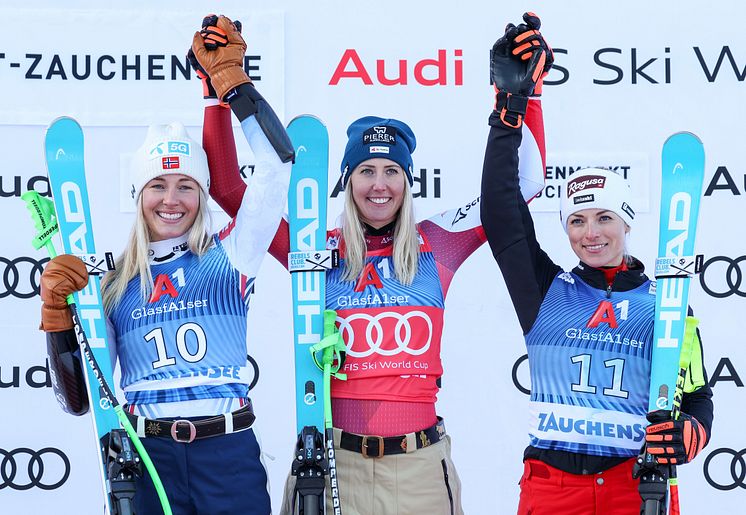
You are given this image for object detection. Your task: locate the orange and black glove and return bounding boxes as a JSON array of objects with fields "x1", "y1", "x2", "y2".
[
  {"x1": 40, "y1": 255, "x2": 88, "y2": 332},
  {"x1": 187, "y1": 15, "x2": 244, "y2": 100},
  {"x1": 201, "y1": 14, "x2": 230, "y2": 50},
  {"x1": 490, "y1": 12, "x2": 553, "y2": 128},
  {"x1": 187, "y1": 49, "x2": 218, "y2": 100},
  {"x1": 191, "y1": 15, "x2": 250, "y2": 101},
  {"x1": 506, "y1": 12, "x2": 553, "y2": 96},
  {"x1": 645, "y1": 410, "x2": 708, "y2": 465}
]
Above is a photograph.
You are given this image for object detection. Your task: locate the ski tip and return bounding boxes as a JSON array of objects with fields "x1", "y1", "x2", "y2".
[
  {"x1": 662, "y1": 131, "x2": 705, "y2": 165},
  {"x1": 45, "y1": 117, "x2": 85, "y2": 168},
  {"x1": 47, "y1": 116, "x2": 83, "y2": 133},
  {"x1": 287, "y1": 114, "x2": 327, "y2": 128},
  {"x1": 663, "y1": 131, "x2": 703, "y2": 146}
]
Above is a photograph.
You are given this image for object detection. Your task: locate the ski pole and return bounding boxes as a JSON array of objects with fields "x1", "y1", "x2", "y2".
[
  {"x1": 22, "y1": 190, "x2": 173, "y2": 515},
  {"x1": 310, "y1": 310, "x2": 347, "y2": 515},
  {"x1": 666, "y1": 316, "x2": 700, "y2": 515}
]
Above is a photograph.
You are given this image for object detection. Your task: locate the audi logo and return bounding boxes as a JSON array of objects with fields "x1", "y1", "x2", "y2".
[
  {"x1": 0, "y1": 256, "x2": 48, "y2": 299},
  {"x1": 247, "y1": 353, "x2": 260, "y2": 391},
  {"x1": 0, "y1": 447, "x2": 70, "y2": 490},
  {"x1": 699, "y1": 255, "x2": 746, "y2": 299},
  {"x1": 703, "y1": 447, "x2": 746, "y2": 491},
  {"x1": 337, "y1": 311, "x2": 432, "y2": 358},
  {"x1": 512, "y1": 354, "x2": 531, "y2": 395}
]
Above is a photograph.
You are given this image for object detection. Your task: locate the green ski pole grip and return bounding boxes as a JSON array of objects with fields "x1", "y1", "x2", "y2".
[{"x1": 679, "y1": 316, "x2": 700, "y2": 370}]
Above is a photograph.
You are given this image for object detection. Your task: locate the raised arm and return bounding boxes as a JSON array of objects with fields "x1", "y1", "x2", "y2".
[
  {"x1": 193, "y1": 15, "x2": 293, "y2": 267},
  {"x1": 480, "y1": 13, "x2": 560, "y2": 334},
  {"x1": 203, "y1": 105, "x2": 245, "y2": 218}
]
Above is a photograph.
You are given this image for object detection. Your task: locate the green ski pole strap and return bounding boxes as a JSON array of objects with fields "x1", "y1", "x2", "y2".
[
  {"x1": 115, "y1": 406, "x2": 173, "y2": 515},
  {"x1": 21, "y1": 191, "x2": 59, "y2": 252},
  {"x1": 310, "y1": 310, "x2": 347, "y2": 381}
]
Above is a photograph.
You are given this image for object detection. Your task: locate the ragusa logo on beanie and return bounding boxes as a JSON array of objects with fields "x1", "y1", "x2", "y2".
[{"x1": 567, "y1": 175, "x2": 606, "y2": 196}]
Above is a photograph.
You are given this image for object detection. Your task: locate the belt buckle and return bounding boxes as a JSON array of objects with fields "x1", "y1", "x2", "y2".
[
  {"x1": 170, "y1": 419, "x2": 197, "y2": 443},
  {"x1": 361, "y1": 435, "x2": 384, "y2": 459}
]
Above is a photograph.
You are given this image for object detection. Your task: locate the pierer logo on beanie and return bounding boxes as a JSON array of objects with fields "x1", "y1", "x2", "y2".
[
  {"x1": 567, "y1": 175, "x2": 606, "y2": 196},
  {"x1": 363, "y1": 126, "x2": 396, "y2": 145}
]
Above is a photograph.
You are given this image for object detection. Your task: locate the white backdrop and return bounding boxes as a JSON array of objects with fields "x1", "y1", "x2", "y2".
[{"x1": 1, "y1": 1, "x2": 744, "y2": 513}]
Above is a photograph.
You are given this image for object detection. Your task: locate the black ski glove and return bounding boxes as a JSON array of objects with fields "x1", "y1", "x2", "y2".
[{"x1": 490, "y1": 12, "x2": 553, "y2": 128}]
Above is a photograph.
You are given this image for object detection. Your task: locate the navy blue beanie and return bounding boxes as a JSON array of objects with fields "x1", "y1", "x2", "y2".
[{"x1": 340, "y1": 116, "x2": 416, "y2": 186}]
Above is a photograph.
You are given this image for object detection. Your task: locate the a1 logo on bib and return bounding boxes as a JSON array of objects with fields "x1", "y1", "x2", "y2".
[
  {"x1": 149, "y1": 270, "x2": 186, "y2": 303},
  {"x1": 354, "y1": 261, "x2": 385, "y2": 292},
  {"x1": 587, "y1": 300, "x2": 618, "y2": 329}
]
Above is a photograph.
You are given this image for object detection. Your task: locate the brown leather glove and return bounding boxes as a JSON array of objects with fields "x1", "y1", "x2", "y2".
[
  {"x1": 191, "y1": 15, "x2": 251, "y2": 101},
  {"x1": 40, "y1": 255, "x2": 88, "y2": 332}
]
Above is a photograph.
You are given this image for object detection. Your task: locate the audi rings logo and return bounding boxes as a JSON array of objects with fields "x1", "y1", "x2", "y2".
[
  {"x1": 338, "y1": 311, "x2": 432, "y2": 358},
  {"x1": 699, "y1": 255, "x2": 746, "y2": 298},
  {"x1": 512, "y1": 354, "x2": 531, "y2": 395},
  {"x1": 703, "y1": 447, "x2": 746, "y2": 491},
  {"x1": 0, "y1": 447, "x2": 70, "y2": 490},
  {"x1": 1, "y1": 256, "x2": 48, "y2": 299}
]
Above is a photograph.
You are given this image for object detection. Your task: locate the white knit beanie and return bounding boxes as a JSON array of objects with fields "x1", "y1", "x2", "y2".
[
  {"x1": 129, "y1": 122, "x2": 209, "y2": 202},
  {"x1": 559, "y1": 168, "x2": 635, "y2": 232}
]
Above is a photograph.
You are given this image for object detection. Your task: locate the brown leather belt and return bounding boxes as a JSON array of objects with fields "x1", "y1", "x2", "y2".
[
  {"x1": 124, "y1": 403, "x2": 255, "y2": 443},
  {"x1": 339, "y1": 418, "x2": 446, "y2": 458}
]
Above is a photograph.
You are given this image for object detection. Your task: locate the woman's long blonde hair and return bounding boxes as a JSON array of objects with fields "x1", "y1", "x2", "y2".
[
  {"x1": 101, "y1": 189, "x2": 213, "y2": 313},
  {"x1": 340, "y1": 179, "x2": 419, "y2": 285}
]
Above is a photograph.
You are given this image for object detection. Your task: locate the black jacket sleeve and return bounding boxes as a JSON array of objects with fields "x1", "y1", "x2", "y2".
[
  {"x1": 47, "y1": 329, "x2": 89, "y2": 416},
  {"x1": 480, "y1": 113, "x2": 560, "y2": 334}
]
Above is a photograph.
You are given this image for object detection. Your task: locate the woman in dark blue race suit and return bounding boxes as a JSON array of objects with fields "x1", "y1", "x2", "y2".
[{"x1": 480, "y1": 12, "x2": 714, "y2": 515}]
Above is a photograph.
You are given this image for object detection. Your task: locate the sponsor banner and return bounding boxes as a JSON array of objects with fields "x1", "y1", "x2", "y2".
[
  {"x1": 529, "y1": 401, "x2": 646, "y2": 452},
  {"x1": 0, "y1": 8, "x2": 285, "y2": 126},
  {"x1": 530, "y1": 152, "x2": 650, "y2": 213}
]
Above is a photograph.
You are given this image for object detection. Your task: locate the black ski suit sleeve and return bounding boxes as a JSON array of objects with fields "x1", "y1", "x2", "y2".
[
  {"x1": 47, "y1": 329, "x2": 89, "y2": 416},
  {"x1": 480, "y1": 113, "x2": 560, "y2": 335}
]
